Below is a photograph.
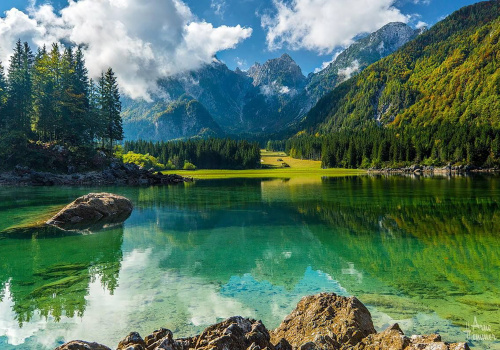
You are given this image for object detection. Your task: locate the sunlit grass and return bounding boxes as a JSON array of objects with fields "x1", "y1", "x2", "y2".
[{"x1": 163, "y1": 150, "x2": 365, "y2": 179}]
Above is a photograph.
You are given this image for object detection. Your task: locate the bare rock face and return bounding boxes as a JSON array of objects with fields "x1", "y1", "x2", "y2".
[
  {"x1": 54, "y1": 340, "x2": 111, "y2": 350},
  {"x1": 271, "y1": 293, "x2": 376, "y2": 349},
  {"x1": 46, "y1": 193, "x2": 133, "y2": 230}
]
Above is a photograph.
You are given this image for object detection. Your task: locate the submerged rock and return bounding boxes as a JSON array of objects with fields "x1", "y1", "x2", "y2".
[
  {"x1": 46, "y1": 193, "x2": 133, "y2": 230},
  {"x1": 54, "y1": 293, "x2": 471, "y2": 350}
]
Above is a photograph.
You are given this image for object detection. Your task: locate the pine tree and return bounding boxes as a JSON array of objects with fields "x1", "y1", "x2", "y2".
[
  {"x1": 0, "y1": 61, "x2": 7, "y2": 129},
  {"x1": 32, "y1": 45, "x2": 55, "y2": 141},
  {"x1": 6, "y1": 40, "x2": 33, "y2": 134},
  {"x1": 99, "y1": 68, "x2": 122, "y2": 151}
]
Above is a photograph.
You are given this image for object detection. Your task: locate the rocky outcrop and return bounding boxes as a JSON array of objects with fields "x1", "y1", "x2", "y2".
[
  {"x1": 46, "y1": 193, "x2": 133, "y2": 230},
  {"x1": 0, "y1": 162, "x2": 192, "y2": 186},
  {"x1": 54, "y1": 340, "x2": 111, "y2": 350},
  {"x1": 55, "y1": 293, "x2": 470, "y2": 350},
  {"x1": 271, "y1": 293, "x2": 376, "y2": 349}
]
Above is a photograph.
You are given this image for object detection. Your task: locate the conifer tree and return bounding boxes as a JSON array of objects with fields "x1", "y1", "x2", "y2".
[
  {"x1": 99, "y1": 68, "x2": 122, "y2": 151},
  {"x1": 32, "y1": 45, "x2": 55, "y2": 141},
  {"x1": 7, "y1": 40, "x2": 33, "y2": 134},
  {"x1": 0, "y1": 61, "x2": 7, "y2": 129}
]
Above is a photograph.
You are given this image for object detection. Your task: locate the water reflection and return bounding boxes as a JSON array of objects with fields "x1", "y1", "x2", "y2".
[
  {"x1": 0, "y1": 225, "x2": 123, "y2": 328},
  {"x1": 0, "y1": 176, "x2": 499, "y2": 349}
]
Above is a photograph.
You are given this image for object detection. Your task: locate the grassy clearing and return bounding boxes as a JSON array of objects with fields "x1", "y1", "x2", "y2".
[{"x1": 164, "y1": 150, "x2": 365, "y2": 180}]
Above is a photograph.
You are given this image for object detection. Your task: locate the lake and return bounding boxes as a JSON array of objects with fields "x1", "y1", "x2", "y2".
[{"x1": 0, "y1": 175, "x2": 499, "y2": 349}]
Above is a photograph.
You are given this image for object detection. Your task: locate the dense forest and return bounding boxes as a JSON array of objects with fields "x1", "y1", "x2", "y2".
[
  {"x1": 283, "y1": 1, "x2": 500, "y2": 169},
  {"x1": 282, "y1": 123, "x2": 500, "y2": 169},
  {"x1": 0, "y1": 40, "x2": 122, "y2": 171},
  {"x1": 123, "y1": 139, "x2": 261, "y2": 170}
]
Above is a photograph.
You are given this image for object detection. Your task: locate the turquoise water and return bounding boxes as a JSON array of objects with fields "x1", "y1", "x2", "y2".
[{"x1": 0, "y1": 176, "x2": 499, "y2": 349}]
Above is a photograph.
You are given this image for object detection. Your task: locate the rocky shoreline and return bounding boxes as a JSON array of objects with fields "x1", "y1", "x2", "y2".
[
  {"x1": 367, "y1": 164, "x2": 499, "y2": 175},
  {"x1": 0, "y1": 162, "x2": 192, "y2": 186},
  {"x1": 55, "y1": 293, "x2": 470, "y2": 350}
]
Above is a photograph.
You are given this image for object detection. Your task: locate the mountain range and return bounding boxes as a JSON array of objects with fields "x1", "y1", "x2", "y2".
[
  {"x1": 122, "y1": 22, "x2": 422, "y2": 141},
  {"x1": 302, "y1": 0, "x2": 500, "y2": 134}
]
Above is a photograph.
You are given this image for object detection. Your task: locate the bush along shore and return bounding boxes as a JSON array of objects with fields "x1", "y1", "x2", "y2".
[
  {"x1": 55, "y1": 293, "x2": 470, "y2": 350},
  {"x1": 0, "y1": 162, "x2": 192, "y2": 186}
]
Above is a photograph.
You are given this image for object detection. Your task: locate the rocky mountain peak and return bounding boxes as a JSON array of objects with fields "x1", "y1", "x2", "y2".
[{"x1": 247, "y1": 53, "x2": 306, "y2": 95}]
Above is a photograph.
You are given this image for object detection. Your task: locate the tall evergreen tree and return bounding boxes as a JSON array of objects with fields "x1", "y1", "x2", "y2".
[
  {"x1": 99, "y1": 68, "x2": 122, "y2": 151},
  {"x1": 32, "y1": 45, "x2": 55, "y2": 141},
  {"x1": 0, "y1": 61, "x2": 7, "y2": 129},
  {"x1": 6, "y1": 40, "x2": 33, "y2": 134}
]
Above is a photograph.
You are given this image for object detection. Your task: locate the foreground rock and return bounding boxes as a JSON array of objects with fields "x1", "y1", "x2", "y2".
[
  {"x1": 55, "y1": 293, "x2": 470, "y2": 350},
  {"x1": 271, "y1": 293, "x2": 376, "y2": 349},
  {"x1": 0, "y1": 162, "x2": 192, "y2": 186},
  {"x1": 46, "y1": 193, "x2": 133, "y2": 230},
  {"x1": 54, "y1": 340, "x2": 111, "y2": 350}
]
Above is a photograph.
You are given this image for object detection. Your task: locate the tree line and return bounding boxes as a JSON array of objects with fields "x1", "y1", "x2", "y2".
[
  {"x1": 123, "y1": 139, "x2": 261, "y2": 170},
  {"x1": 0, "y1": 40, "x2": 122, "y2": 170},
  {"x1": 282, "y1": 123, "x2": 500, "y2": 169}
]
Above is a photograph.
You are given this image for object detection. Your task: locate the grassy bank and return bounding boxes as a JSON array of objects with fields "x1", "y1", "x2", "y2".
[{"x1": 163, "y1": 150, "x2": 365, "y2": 179}]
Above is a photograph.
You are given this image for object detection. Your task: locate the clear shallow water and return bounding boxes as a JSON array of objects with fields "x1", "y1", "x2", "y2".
[{"x1": 0, "y1": 176, "x2": 499, "y2": 349}]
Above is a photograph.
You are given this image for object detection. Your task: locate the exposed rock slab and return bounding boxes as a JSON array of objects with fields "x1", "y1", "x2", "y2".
[{"x1": 46, "y1": 193, "x2": 133, "y2": 230}]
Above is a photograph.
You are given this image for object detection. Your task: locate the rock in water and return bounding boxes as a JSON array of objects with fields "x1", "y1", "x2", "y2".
[
  {"x1": 46, "y1": 193, "x2": 133, "y2": 230},
  {"x1": 271, "y1": 293, "x2": 376, "y2": 349}
]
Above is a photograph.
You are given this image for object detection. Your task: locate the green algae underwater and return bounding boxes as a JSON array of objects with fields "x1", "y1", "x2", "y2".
[{"x1": 0, "y1": 175, "x2": 499, "y2": 349}]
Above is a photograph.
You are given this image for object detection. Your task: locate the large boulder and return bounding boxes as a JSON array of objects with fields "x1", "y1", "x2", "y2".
[
  {"x1": 46, "y1": 193, "x2": 133, "y2": 230},
  {"x1": 271, "y1": 293, "x2": 376, "y2": 349},
  {"x1": 192, "y1": 316, "x2": 275, "y2": 350},
  {"x1": 54, "y1": 340, "x2": 111, "y2": 350}
]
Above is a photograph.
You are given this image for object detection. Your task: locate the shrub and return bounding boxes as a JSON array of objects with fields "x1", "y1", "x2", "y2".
[{"x1": 183, "y1": 161, "x2": 197, "y2": 170}]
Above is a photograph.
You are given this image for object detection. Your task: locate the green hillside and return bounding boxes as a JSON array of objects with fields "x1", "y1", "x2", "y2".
[
  {"x1": 305, "y1": 1, "x2": 500, "y2": 131},
  {"x1": 292, "y1": 1, "x2": 500, "y2": 168}
]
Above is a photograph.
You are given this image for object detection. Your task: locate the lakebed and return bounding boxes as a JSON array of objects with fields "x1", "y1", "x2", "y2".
[{"x1": 0, "y1": 175, "x2": 499, "y2": 349}]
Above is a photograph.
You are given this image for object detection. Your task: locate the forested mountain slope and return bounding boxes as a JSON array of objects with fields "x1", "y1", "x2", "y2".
[
  {"x1": 122, "y1": 96, "x2": 223, "y2": 141},
  {"x1": 303, "y1": 0, "x2": 500, "y2": 133}
]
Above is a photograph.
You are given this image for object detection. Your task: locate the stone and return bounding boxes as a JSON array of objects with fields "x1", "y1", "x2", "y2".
[
  {"x1": 46, "y1": 193, "x2": 133, "y2": 230},
  {"x1": 193, "y1": 316, "x2": 274, "y2": 350},
  {"x1": 54, "y1": 340, "x2": 111, "y2": 350},
  {"x1": 352, "y1": 323, "x2": 409, "y2": 350},
  {"x1": 353, "y1": 324, "x2": 470, "y2": 350},
  {"x1": 117, "y1": 332, "x2": 147, "y2": 350},
  {"x1": 271, "y1": 293, "x2": 376, "y2": 349},
  {"x1": 274, "y1": 338, "x2": 292, "y2": 350},
  {"x1": 145, "y1": 328, "x2": 172, "y2": 347}
]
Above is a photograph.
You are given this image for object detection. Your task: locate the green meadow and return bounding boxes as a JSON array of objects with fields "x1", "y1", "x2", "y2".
[{"x1": 163, "y1": 150, "x2": 365, "y2": 179}]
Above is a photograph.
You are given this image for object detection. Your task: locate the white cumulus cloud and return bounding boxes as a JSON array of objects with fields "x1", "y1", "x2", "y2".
[
  {"x1": 0, "y1": 0, "x2": 252, "y2": 100},
  {"x1": 261, "y1": 0, "x2": 409, "y2": 53}
]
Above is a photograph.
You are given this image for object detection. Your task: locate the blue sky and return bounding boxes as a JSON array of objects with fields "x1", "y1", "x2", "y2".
[
  {"x1": 182, "y1": 0, "x2": 481, "y2": 73},
  {"x1": 0, "y1": 0, "x2": 483, "y2": 98}
]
